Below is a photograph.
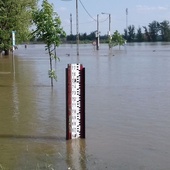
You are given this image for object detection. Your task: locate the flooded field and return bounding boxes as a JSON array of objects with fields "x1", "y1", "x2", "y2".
[{"x1": 1, "y1": 42, "x2": 170, "y2": 170}]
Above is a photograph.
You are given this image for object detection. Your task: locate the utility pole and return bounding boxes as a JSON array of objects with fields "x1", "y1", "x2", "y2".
[
  {"x1": 96, "y1": 14, "x2": 99, "y2": 50},
  {"x1": 108, "y1": 14, "x2": 111, "y2": 49},
  {"x1": 102, "y1": 12, "x2": 111, "y2": 48},
  {"x1": 76, "y1": 0, "x2": 79, "y2": 56},
  {"x1": 70, "y1": 13, "x2": 72, "y2": 35},
  {"x1": 61, "y1": 0, "x2": 79, "y2": 55},
  {"x1": 126, "y1": 8, "x2": 128, "y2": 31},
  {"x1": 126, "y1": 8, "x2": 128, "y2": 42}
]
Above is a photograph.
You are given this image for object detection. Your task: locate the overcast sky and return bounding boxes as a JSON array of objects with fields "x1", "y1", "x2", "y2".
[{"x1": 39, "y1": 0, "x2": 170, "y2": 35}]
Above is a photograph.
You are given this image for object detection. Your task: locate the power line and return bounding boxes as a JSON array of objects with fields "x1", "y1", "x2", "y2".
[
  {"x1": 61, "y1": 0, "x2": 109, "y2": 35},
  {"x1": 100, "y1": 16, "x2": 109, "y2": 23},
  {"x1": 79, "y1": 0, "x2": 96, "y2": 21},
  {"x1": 62, "y1": 20, "x2": 96, "y2": 28},
  {"x1": 79, "y1": 0, "x2": 109, "y2": 23}
]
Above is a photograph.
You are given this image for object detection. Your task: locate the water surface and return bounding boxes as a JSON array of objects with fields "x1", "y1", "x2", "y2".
[{"x1": 1, "y1": 42, "x2": 170, "y2": 170}]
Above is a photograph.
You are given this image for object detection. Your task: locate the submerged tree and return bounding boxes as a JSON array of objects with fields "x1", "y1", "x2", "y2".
[
  {"x1": 110, "y1": 30, "x2": 125, "y2": 49},
  {"x1": 124, "y1": 29, "x2": 128, "y2": 41},
  {"x1": 160, "y1": 20, "x2": 170, "y2": 41},
  {"x1": 127, "y1": 25, "x2": 135, "y2": 42},
  {"x1": 143, "y1": 26, "x2": 151, "y2": 41},
  {"x1": 136, "y1": 27, "x2": 144, "y2": 42},
  {"x1": 148, "y1": 21, "x2": 160, "y2": 41},
  {"x1": 32, "y1": 0, "x2": 66, "y2": 86},
  {"x1": 123, "y1": 25, "x2": 135, "y2": 42},
  {"x1": 0, "y1": 0, "x2": 38, "y2": 55}
]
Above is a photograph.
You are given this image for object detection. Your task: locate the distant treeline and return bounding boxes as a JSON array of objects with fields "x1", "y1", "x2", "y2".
[
  {"x1": 31, "y1": 20, "x2": 170, "y2": 43},
  {"x1": 123, "y1": 20, "x2": 170, "y2": 42}
]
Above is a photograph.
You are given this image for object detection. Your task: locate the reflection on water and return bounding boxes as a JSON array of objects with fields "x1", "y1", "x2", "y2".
[
  {"x1": 1, "y1": 42, "x2": 170, "y2": 169},
  {"x1": 66, "y1": 139, "x2": 86, "y2": 170}
]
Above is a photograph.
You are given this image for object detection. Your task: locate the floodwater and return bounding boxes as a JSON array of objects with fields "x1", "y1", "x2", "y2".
[{"x1": 1, "y1": 42, "x2": 170, "y2": 170}]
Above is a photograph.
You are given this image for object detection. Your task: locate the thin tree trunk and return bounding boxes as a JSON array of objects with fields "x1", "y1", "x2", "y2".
[
  {"x1": 50, "y1": 57, "x2": 53, "y2": 87},
  {"x1": 4, "y1": 50, "x2": 9, "y2": 55},
  {"x1": 48, "y1": 47, "x2": 53, "y2": 87}
]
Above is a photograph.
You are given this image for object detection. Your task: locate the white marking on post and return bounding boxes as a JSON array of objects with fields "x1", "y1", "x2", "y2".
[{"x1": 71, "y1": 64, "x2": 81, "y2": 139}]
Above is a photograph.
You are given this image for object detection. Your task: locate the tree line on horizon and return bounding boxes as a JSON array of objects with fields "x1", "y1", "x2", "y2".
[
  {"x1": 65, "y1": 20, "x2": 170, "y2": 43},
  {"x1": 1, "y1": 0, "x2": 170, "y2": 56}
]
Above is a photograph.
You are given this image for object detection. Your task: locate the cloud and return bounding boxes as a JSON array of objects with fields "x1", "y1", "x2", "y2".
[
  {"x1": 59, "y1": 7, "x2": 67, "y2": 11},
  {"x1": 136, "y1": 5, "x2": 167, "y2": 12},
  {"x1": 157, "y1": 6, "x2": 167, "y2": 11}
]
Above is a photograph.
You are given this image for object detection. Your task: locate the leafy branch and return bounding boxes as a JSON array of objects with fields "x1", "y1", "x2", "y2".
[
  {"x1": 109, "y1": 30, "x2": 125, "y2": 49},
  {"x1": 32, "y1": 0, "x2": 66, "y2": 86}
]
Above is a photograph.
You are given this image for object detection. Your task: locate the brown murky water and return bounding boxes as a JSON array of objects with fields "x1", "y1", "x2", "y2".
[{"x1": 1, "y1": 43, "x2": 170, "y2": 170}]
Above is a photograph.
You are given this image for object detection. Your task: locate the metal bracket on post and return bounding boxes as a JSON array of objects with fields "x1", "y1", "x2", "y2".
[{"x1": 66, "y1": 64, "x2": 85, "y2": 140}]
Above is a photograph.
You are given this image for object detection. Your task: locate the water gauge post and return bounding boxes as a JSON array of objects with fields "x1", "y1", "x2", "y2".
[{"x1": 66, "y1": 64, "x2": 85, "y2": 140}]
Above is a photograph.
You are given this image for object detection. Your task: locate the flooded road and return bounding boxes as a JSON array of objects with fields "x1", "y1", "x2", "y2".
[{"x1": 1, "y1": 42, "x2": 170, "y2": 169}]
